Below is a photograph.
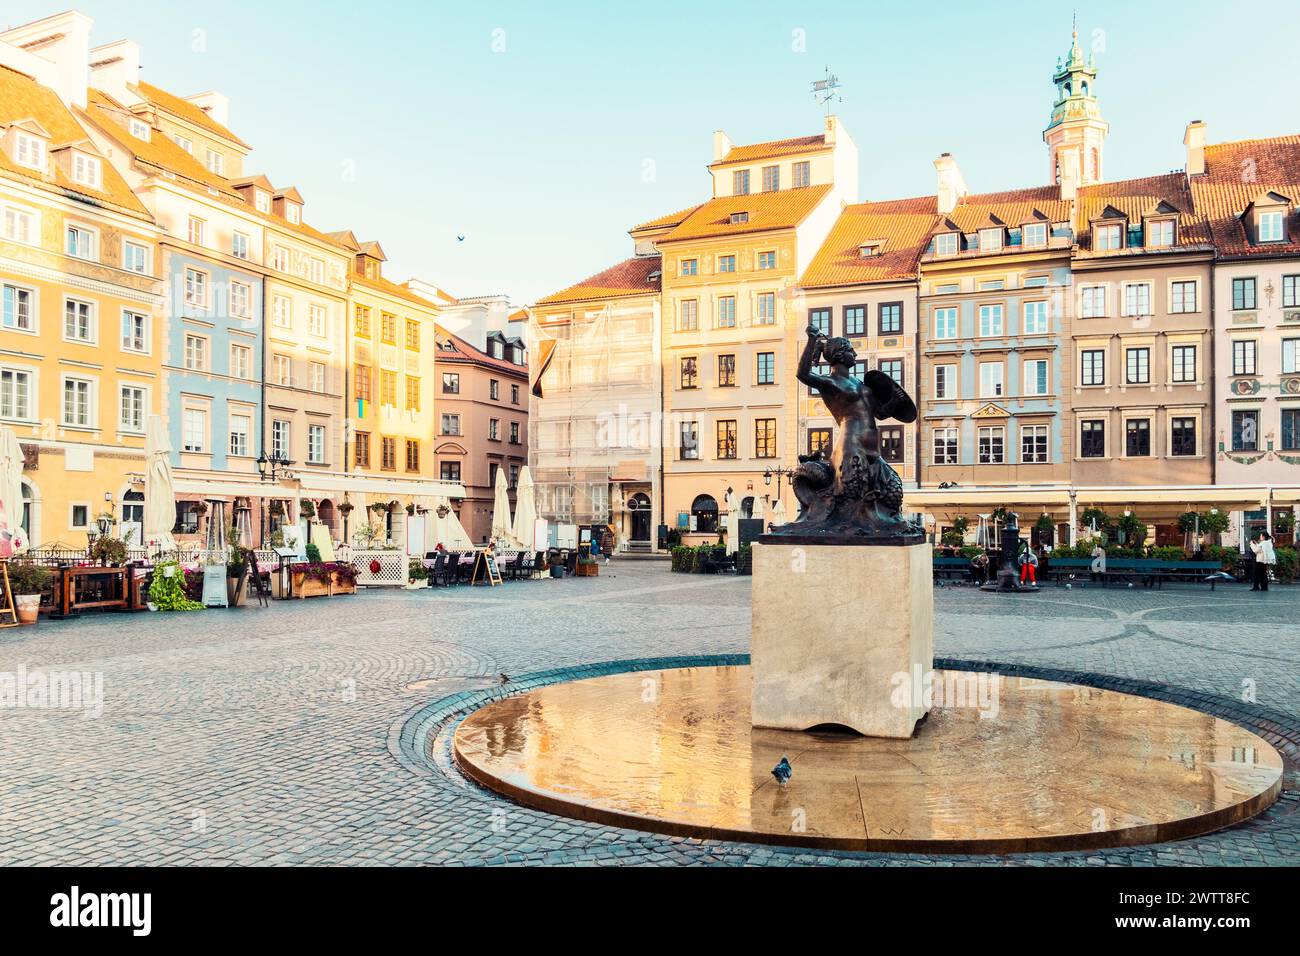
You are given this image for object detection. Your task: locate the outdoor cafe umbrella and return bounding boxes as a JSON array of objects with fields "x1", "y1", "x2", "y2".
[
  {"x1": 144, "y1": 415, "x2": 176, "y2": 553},
  {"x1": 752, "y1": 496, "x2": 766, "y2": 524},
  {"x1": 432, "y1": 496, "x2": 473, "y2": 550},
  {"x1": 490, "y1": 468, "x2": 517, "y2": 547},
  {"x1": 511, "y1": 466, "x2": 538, "y2": 551},
  {"x1": 770, "y1": 497, "x2": 788, "y2": 528},
  {"x1": 0, "y1": 425, "x2": 28, "y2": 554},
  {"x1": 724, "y1": 487, "x2": 740, "y2": 555}
]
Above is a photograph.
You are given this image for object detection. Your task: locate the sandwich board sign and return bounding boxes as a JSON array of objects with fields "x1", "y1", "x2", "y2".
[{"x1": 470, "y1": 549, "x2": 503, "y2": 586}]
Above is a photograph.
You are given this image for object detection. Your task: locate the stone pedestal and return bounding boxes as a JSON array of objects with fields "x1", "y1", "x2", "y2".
[{"x1": 750, "y1": 541, "x2": 933, "y2": 738}]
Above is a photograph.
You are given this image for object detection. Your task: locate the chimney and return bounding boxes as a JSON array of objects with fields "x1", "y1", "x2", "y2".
[
  {"x1": 0, "y1": 11, "x2": 93, "y2": 108},
  {"x1": 186, "y1": 91, "x2": 230, "y2": 129},
  {"x1": 89, "y1": 39, "x2": 141, "y2": 105},
  {"x1": 934, "y1": 153, "x2": 968, "y2": 215},
  {"x1": 824, "y1": 114, "x2": 838, "y2": 146},
  {"x1": 712, "y1": 130, "x2": 733, "y2": 163},
  {"x1": 1184, "y1": 120, "x2": 1207, "y2": 177}
]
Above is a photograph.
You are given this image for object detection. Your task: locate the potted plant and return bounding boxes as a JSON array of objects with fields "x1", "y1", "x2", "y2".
[
  {"x1": 89, "y1": 535, "x2": 128, "y2": 567},
  {"x1": 299, "y1": 498, "x2": 317, "y2": 520},
  {"x1": 7, "y1": 562, "x2": 52, "y2": 624},
  {"x1": 576, "y1": 554, "x2": 600, "y2": 577},
  {"x1": 339, "y1": 501, "x2": 354, "y2": 518},
  {"x1": 288, "y1": 560, "x2": 358, "y2": 598},
  {"x1": 269, "y1": 500, "x2": 285, "y2": 519}
]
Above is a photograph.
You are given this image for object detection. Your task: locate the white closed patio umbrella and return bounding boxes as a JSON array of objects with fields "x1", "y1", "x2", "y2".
[
  {"x1": 752, "y1": 496, "x2": 766, "y2": 524},
  {"x1": 770, "y1": 498, "x2": 788, "y2": 528},
  {"x1": 490, "y1": 468, "x2": 516, "y2": 546},
  {"x1": 511, "y1": 466, "x2": 538, "y2": 550},
  {"x1": 143, "y1": 415, "x2": 176, "y2": 554},
  {"x1": 724, "y1": 488, "x2": 740, "y2": 554},
  {"x1": 0, "y1": 426, "x2": 28, "y2": 554},
  {"x1": 433, "y1": 496, "x2": 473, "y2": 550}
]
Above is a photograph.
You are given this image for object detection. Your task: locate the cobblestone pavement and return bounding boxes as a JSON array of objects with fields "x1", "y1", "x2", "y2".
[{"x1": 1, "y1": 563, "x2": 1296, "y2": 866}]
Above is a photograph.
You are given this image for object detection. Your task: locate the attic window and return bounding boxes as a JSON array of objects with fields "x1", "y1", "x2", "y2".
[
  {"x1": 254, "y1": 190, "x2": 270, "y2": 213},
  {"x1": 1146, "y1": 218, "x2": 1175, "y2": 248},
  {"x1": 71, "y1": 153, "x2": 102, "y2": 189},
  {"x1": 729, "y1": 211, "x2": 749, "y2": 225},
  {"x1": 934, "y1": 233, "x2": 959, "y2": 257},
  {"x1": 978, "y1": 228, "x2": 1003, "y2": 252},
  {"x1": 287, "y1": 205, "x2": 301, "y2": 225},
  {"x1": 129, "y1": 118, "x2": 151, "y2": 142},
  {"x1": 647, "y1": 270, "x2": 662, "y2": 283},
  {"x1": 1259, "y1": 210, "x2": 1284, "y2": 243},
  {"x1": 1095, "y1": 222, "x2": 1123, "y2": 251},
  {"x1": 858, "y1": 243, "x2": 883, "y2": 258},
  {"x1": 13, "y1": 132, "x2": 46, "y2": 171},
  {"x1": 1023, "y1": 222, "x2": 1048, "y2": 247}
]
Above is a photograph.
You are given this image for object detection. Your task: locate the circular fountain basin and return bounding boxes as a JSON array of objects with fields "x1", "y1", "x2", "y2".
[{"x1": 453, "y1": 665, "x2": 1283, "y2": 853}]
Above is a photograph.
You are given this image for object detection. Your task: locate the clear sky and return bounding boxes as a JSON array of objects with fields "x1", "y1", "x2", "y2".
[{"x1": 8, "y1": 1, "x2": 1300, "y2": 304}]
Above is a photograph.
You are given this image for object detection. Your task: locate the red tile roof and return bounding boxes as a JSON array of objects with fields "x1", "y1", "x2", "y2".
[
  {"x1": 1190, "y1": 134, "x2": 1300, "y2": 258},
  {"x1": 534, "y1": 255, "x2": 662, "y2": 306},
  {"x1": 801, "y1": 196, "x2": 940, "y2": 288},
  {"x1": 1074, "y1": 173, "x2": 1213, "y2": 256},
  {"x1": 434, "y1": 326, "x2": 528, "y2": 376},
  {"x1": 939, "y1": 185, "x2": 1072, "y2": 234},
  {"x1": 661, "y1": 184, "x2": 834, "y2": 242},
  {"x1": 712, "y1": 134, "x2": 828, "y2": 166}
]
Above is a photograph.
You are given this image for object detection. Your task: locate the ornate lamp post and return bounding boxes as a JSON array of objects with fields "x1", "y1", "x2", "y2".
[
  {"x1": 763, "y1": 466, "x2": 797, "y2": 504},
  {"x1": 256, "y1": 452, "x2": 295, "y2": 547}
]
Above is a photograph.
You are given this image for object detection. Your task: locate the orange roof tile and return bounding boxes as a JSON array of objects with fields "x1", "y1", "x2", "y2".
[
  {"x1": 0, "y1": 66, "x2": 150, "y2": 218},
  {"x1": 353, "y1": 273, "x2": 439, "y2": 310},
  {"x1": 800, "y1": 196, "x2": 940, "y2": 288},
  {"x1": 630, "y1": 202, "x2": 703, "y2": 233},
  {"x1": 1191, "y1": 134, "x2": 1300, "y2": 258},
  {"x1": 85, "y1": 90, "x2": 351, "y2": 252},
  {"x1": 1074, "y1": 173, "x2": 1213, "y2": 256},
  {"x1": 940, "y1": 185, "x2": 1071, "y2": 234},
  {"x1": 661, "y1": 184, "x2": 834, "y2": 242},
  {"x1": 713, "y1": 134, "x2": 828, "y2": 166},
  {"x1": 132, "y1": 81, "x2": 250, "y2": 149},
  {"x1": 535, "y1": 255, "x2": 662, "y2": 306}
]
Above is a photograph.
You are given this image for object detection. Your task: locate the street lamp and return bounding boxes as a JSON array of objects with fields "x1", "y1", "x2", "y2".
[
  {"x1": 256, "y1": 453, "x2": 296, "y2": 547},
  {"x1": 763, "y1": 466, "x2": 796, "y2": 503}
]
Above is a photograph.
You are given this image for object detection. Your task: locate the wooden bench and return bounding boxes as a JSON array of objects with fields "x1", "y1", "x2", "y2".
[
  {"x1": 932, "y1": 556, "x2": 975, "y2": 581},
  {"x1": 1046, "y1": 557, "x2": 1226, "y2": 588}
]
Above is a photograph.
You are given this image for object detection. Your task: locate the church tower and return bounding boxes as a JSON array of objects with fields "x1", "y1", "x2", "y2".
[{"x1": 1043, "y1": 21, "x2": 1108, "y2": 196}]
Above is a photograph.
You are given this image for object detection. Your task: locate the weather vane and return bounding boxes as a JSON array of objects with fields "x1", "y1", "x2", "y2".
[{"x1": 810, "y1": 66, "x2": 842, "y2": 116}]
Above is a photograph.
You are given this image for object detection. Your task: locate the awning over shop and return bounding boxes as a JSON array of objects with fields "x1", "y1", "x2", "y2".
[
  {"x1": 903, "y1": 487, "x2": 1071, "y2": 510},
  {"x1": 1073, "y1": 486, "x2": 1272, "y2": 508},
  {"x1": 172, "y1": 475, "x2": 293, "y2": 500},
  {"x1": 295, "y1": 472, "x2": 466, "y2": 501}
]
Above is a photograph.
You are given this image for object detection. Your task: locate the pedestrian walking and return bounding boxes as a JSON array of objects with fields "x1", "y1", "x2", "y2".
[
  {"x1": 1250, "y1": 531, "x2": 1277, "y2": 592},
  {"x1": 602, "y1": 525, "x2": 615, "y2": 564}
]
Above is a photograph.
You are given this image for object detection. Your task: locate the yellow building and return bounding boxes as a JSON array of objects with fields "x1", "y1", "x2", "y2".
[
  {"x1": 336, "y1": 233, "x2": 453, "y2": 545},
  {"x1": 0, "y1": 44, "x2": 164, "y2": 548},
  {"x1": 653, "y1": 119, "x2": 856, "y2": 541}
]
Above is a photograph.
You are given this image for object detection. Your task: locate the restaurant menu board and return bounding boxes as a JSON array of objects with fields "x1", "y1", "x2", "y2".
[
  {"x1": 202, "y1": 564, "x2": 228, "y2": 608},
  {"x1": 470, "y1": 549, "x2": 503, "y2": 587}
]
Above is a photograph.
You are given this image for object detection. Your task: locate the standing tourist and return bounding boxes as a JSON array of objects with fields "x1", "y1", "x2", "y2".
[{"x1": 1250, "y1": 532, "x2": 1277, "y2": 592}]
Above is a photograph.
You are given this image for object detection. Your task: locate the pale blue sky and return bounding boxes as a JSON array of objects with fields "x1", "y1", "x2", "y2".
[{"x1": 9, "y1": 1, "x2": 1300, "y2": 303}]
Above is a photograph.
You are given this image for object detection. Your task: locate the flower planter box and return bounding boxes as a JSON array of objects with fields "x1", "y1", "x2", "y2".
[
  {"x1": 575, "y1": 563, "x2": 600, "y2": 577},
  {"x1": 290, "y1": 567, "x2": 358, "y2": 598}
]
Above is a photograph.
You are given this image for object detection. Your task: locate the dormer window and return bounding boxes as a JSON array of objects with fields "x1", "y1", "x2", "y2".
[
  {"x1": 13, "y1": 132, "x2": 46, "y2": 171},
  {"x1": 1260, "y1": 210, "x2": 1285, "y2": 243},
  {"x1": 934, "y1": 233, "x2": 959, "y2": 257},
  {"x1": 254, "y1": 190, "x2": 270, "y2": 213},
  {"x1": 1023, "y1": 222, "x2": 1048, "y2": 248},
  {"x1": 287, "y1": 205, "x2": 301, "y2": 225},
  {"x1": 129, "y1": 118, "x2": 151, "y2": 142},
  {"x1": 858, "y1": 242, "x2": 883, "y2": 258},
  {"x1": 1095, "y1": 222, "x2": 1123, "y2": 251},
  {"x1": 978, "y1": 228, "x2": 1003, "y2": 252},
  {"x1": 728, "y1": 211, "x2": 748, "y2": 225},
  {"x1": 171, "y1": 133, "x2": 193, "y2": 155},
  {"x1": 1146, "y1": 218, "x2": 1175, "y2": 248},
  {"x1": 205, "y1": 149, "x2": 225, "y2": 175},
  {"x1": 71, "y1": 153, "x2": 102, "y2": 190}
]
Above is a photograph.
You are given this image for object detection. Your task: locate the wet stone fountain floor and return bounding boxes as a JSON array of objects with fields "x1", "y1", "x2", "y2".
[{"x1": 0, "y1": 563, "x2": 1297, "y2": 866}]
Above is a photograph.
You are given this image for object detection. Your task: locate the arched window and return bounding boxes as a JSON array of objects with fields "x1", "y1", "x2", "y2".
[
  {"x1": 19, "y1": 478, "x2": 38, "y2": 546},
  {"x1": 1081, "y1": 82, "x2": 1089, "y2": 97},
  {"x1": 741, "y1": 496, "x2": 755, "y2": 519},
  {"x1": 691, "y1": 494, "x2": 718, "y2": 534}
]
